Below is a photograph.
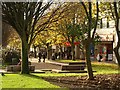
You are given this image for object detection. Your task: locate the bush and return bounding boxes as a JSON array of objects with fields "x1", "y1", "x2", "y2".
[{"x1": 3, "y1": 50, "x2": 20, "y2": 65}]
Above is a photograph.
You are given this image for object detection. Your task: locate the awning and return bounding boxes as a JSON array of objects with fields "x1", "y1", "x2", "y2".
[{"x1": 64, "y1": 42, "x2": 80, "y2": 47}]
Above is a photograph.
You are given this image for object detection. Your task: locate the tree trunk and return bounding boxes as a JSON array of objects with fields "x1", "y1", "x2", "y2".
[
  {"x1": 34, "y1": 46, "x2": 37, "y2": 58},
  {"x1": 59, "y1": 44, "x2": 63, "y2": 59},
  {"x1": 85, "y1": 39, "x2": 94, "y2": 80},
  {"x1": 47, "y1": 45, "x2": 49, "y2": 60},
  {"x1": 100, "y1": 18, "x2": 102, "y2": 28},
  {"x1": 113, "y1": 1, "x2": 120, "y2": 69},
  {"x1": 71, "y1": 36, "x2": 75, "y2": 60},
  {"x1": 114, "y1": 44, "x2": 120, "y2": 67},
  {"x1": 47, "y1": 45, "x2": 52, "y2": 60},
  {"x1": 21, "y1": 41, "x2": 29, "y2": 74}
]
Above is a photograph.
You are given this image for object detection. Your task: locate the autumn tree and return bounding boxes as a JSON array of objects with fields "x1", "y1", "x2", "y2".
[
  {"x1": 33, "y1": 30, "x2": 53, "y2": 59},
  {"x1": 2, "y1": 1, "x2": 60, "y2": 74},
  {"x1": 50, "y1": 2, "x2": 86, "y2": 60},
  {"x1": 80, "y1": 1, "x2": 99, "y2": 80},
  {"x1": 113, "y1": 1, "x2": 120, "y2": 67},
  {"x1": 32, "y1": 2, "x2": 73, "y2": 59},
  {"x1": 7, "y1": 28, "x2": 21, "y2": 49},
  {"x1": 2, "y1": 22, "x2": 13, "y2": 48}
]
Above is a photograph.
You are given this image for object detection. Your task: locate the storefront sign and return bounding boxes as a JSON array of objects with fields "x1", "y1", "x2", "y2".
[{"x1": 99, "y1": 34, "x2": 113, "y2": 41}]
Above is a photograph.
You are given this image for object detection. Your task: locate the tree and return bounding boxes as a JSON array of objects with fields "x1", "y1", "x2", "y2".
[
  {"x1": 113, "y1": 2, "x2": 120, "y2": 67},
  {"x1": 2, "y1": 22, "x2": 13, "y2": 48},
  {"x1": 33, "y1": 30, "x2": 53, "y2": 59},
  {"x1": 80, "y1": 1, "x2": 99, "y2": 80},
  {"x1": 2, "y1": 1, "x2": 60, "y2": 74},
  {"x1": 2, "y1": 22, "x2": 21, "y2": 50},
  {"x1": 51, "y1": 2, "x2": 86, "y2": 60},
  {"x1": 7, "y1": 28, "x2": 21, "y2": 49},
  {"x1": 58, "y1": 21, "x2": 84, "y2": 60}
]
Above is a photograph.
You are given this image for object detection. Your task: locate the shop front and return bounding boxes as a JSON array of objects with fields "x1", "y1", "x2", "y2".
[
  {"x1": 96, "y1": 41, "x2": 113, "y2": 61},
  {"x1": 94, "y1": 33, "x2": 114, "y2": 61}
]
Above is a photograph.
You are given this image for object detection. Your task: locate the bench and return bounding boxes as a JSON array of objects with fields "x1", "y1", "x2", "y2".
[
  {"x1": 61, "y1": 62, "x2": 86, "y2": 71},
  {"x1": 48, "y1": 61, "x2": 86, "y2": 72},
  {"x1": 68, "y1": 62, "x2": 86, "y2": 65},
  {"x1": 61, "y1": 65, "x2": 85, "y2": 70},
  {"x1": 6, "y1": 65, "x2": 35, "y2": 72},
  {"x1": 52, "y1": 69, "x2": 87, "y2": 73}
]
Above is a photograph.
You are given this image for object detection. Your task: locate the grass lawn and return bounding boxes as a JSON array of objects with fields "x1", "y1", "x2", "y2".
[
  {"x1": 2, "y1": 74, "x2": 60, "y2": 88},
  {"x1": 2, "y1": 60, "x2": 119, "y2": 88},
  {"x1": 92, "y1": 61, "x2": 119, "y2": 74}
]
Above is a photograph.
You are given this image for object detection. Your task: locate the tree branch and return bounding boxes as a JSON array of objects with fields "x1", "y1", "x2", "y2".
[{"x1": 92, "y1": 2, "x2": 99, "y2": 39}]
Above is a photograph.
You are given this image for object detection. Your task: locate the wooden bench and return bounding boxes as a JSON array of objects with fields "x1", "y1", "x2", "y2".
[
  {"x1": 52, "y1": 69, "x2": 87, "y2": 73},
  {"x1": 68, "y1": 62, "x2": 86, "y2": 65},
  {"x1": 61, "y1": 65, "x2": 85, "y2": 70},
  {"x1": 61, "y1": 62, "x2": 86, "y2": 71},
  {"x1": 48, "y1": 61, "x2": 86, "y2": 72},
  {"x1": 6, "y1": 65, "x2": 35, "y2": 72}
]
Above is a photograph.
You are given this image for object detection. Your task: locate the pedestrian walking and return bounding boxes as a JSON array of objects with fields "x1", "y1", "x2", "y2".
[
  {"x1": 55, "y1": 52, "x2": 58, "y2": 59},
  {"x1": 42, "y1": 52, "x2": 46, "y2": 62},
  {"x1": 52, "y1": 53, "x2": 55, "y2": 60},
  {"x1": 97, "y1": 54, "x2": 100, "y2": 62},
  {"x1": 38, "y1": 51, "x2": 42, "y2": 62},
  {"x1": 100, "y1": 54, "x2": 103, "y2": 61},
  {"x1": 97, "y1": 54, "x2": 102, "y2": 62}
]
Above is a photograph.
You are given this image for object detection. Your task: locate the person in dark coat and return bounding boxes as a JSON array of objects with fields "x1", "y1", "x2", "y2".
[
  {"x1": 99, "y1": 54, "x2": 103, "y2": 61},
  {"x1": 42, "y1": 52, "x2": 46, "y2": 62},
  {"x1": 55, "y1": 52, "x2": 58, "y2": 59},
  {"x1": 38, "y1": 51, "x2": 42, "y2": 62}
]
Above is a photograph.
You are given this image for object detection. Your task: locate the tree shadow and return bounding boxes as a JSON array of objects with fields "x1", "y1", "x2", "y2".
[
  {"x1": 118, "y1": 67, "x2": 120, "y2": 74},
  {"x1": 20, "y1": 73, "x2": 42, "y2": 79}
]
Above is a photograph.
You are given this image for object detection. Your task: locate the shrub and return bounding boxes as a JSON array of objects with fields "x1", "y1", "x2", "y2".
[{"x1": 3, "y1": 50, "x2": 20, "y2": 65}]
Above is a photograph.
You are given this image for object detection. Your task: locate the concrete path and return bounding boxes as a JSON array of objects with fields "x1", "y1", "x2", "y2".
[
  {"x1": 29, "y1": 58, "x2": 67, "y2": 70},
  {"x1": 0, "y1": 58, "x2": 68, "y2": 73}
]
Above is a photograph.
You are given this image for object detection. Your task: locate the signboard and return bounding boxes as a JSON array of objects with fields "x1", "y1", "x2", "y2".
[
  {"x1": 108, "y1": 54, "x2": 113, "y2": 61},
  {"x1": 99, "y1": 34, "x2": 113, "y2": 41}
]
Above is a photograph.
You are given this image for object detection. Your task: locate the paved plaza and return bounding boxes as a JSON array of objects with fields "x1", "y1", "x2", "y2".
[{"x1": 0, "y1": 58, "x2": 68, "y2": 73}]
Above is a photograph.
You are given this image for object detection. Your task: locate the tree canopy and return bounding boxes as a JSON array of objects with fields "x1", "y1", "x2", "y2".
[{"x1": 2, "y1": 1, "x2": 60, "y2": 74}]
